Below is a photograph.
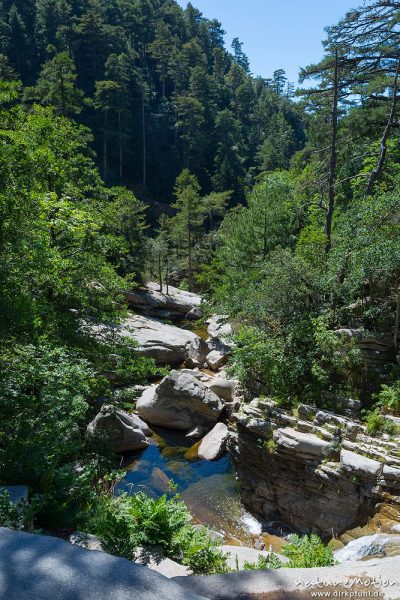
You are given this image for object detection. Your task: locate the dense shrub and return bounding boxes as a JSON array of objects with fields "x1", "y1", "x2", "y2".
[
  {"x1": 282, "y1": 534, "x2": 336, "y2": 568},
  {"x1": 242, "y1": 554, "x2": 283, "y2": 570},
  {"x1": 0, "y1": 342, "x2": 112, "y2": 526},
  {"x1": 90, "y1": 492, "x2": 228, "y2": 575},
  {"x1": 229, "y1": 317, "x2": 362, "y2": 410},
  {"x1": 376, "y1": 381, "x2": 400, "y2": 414},
  {"x1": 364, "y1": 409, "x2": 386, "y2": 436},
  {"x1": 0, "y1": 491, "x2": 32, "y2": 531}
]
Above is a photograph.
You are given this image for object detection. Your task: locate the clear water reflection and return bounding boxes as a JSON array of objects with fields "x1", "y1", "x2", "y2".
[{"x1": 116, "y1": 427, "x2": 258, "y2": 545}]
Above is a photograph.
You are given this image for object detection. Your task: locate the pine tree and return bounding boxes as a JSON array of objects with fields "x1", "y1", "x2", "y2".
[
  {"x1": 35, "y1": 0, "x2": 59, "y2": 60},
  {"x1": 212, "y1": 108, "x2": 246, "y2": 200},
  {"x1": 25, "y1": 50, "x2": 84, "y2": 116},
  {"x1": 299, "y1": 47, "x2": 351, "y2": 251},
  {"x1": 0, "y1": 52, "x2": 16, "y2": 80},
  {"x1": 175, "y1": 95, "x2": 205, "y2": 168},
  {"x1": 7, "y1": 5, "x2": 30, "y2": 79},
  {"x1": 231, "y1": 37, "x2": 250, "y2": 73},
  {"x1": 273, "y1": 69, "x2": 287, "y2": 96},
  {"x1": 170, "y1": 169, "x2": 202, "y2": 291},
  {"x1": 96, "y1": 52, "x2": 131, "y2": 181},
  {"x1": 327, "y1": 0, "x2": 400, "y2": 200}
]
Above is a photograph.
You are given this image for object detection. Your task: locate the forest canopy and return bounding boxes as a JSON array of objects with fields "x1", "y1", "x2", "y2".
[{"x1": 1, "y1": 0, "x2": 400, "y2": 560}]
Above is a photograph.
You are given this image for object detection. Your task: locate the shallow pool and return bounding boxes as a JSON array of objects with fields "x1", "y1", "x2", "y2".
[{"x1": 115, "y1": 427, "x2": 284, "y2": 549}]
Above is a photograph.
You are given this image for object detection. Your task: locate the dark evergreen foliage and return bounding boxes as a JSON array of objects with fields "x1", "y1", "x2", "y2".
[{"x1": 0, "y1": 0, "x2": 303, "y2": 203}]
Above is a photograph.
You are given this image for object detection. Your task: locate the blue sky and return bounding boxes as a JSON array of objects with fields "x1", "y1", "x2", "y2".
[{"x1": 176, "y1": 0, "x2": 357, "y2": 83}]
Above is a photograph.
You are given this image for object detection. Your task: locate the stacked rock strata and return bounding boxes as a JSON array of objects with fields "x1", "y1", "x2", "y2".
[{"x1": 229, "y1": 399, "x2": 400, "y2": 539}]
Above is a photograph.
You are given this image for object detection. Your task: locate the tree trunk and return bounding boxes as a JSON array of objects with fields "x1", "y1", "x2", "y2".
[
  {"x1": 166, "y1": 255, "x2": 169, "y2": 295},
  {"x1": 363, "y1": 61, "x2": 400, "y2": 201},
  {"x1": 118, "y1": 111, "x2": 123, "y2": 181},
  {"x1": 142, "y1": 91, "x2": 147, "y2": 186},
  {"x1": 60, "y1": 67, "x2": 66, "y2": 116},
  {"x1": 325, "y1": 50, "x2": 339, "y2": 253},
  {"x1": 263, "y1": 210, "x2": 268, "y2": 257},
  {"x1": 158, "y1": 252, "x2": 163, "y2": 294},
  {"x1": 103, "y1": 109, "x2": 108, "y2": 183},
  {"x1": 188, "y1": 217, "x2": 193, "y2": 292},
  {"x1": 394, "y1": 287, "x2": 400, "y2": 352}
]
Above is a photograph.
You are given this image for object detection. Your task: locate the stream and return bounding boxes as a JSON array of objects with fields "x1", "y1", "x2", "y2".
[
  {"x1": 115, "y1": 319, "x2": 286, "y2": 552},
  {"x1": 116, "y1": 427, "x2": 285, "y2": 551}
]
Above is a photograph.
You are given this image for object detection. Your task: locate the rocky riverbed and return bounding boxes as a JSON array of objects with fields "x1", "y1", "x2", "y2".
[{"x1": 90, "y1": 282, "x2": 400, "y2": 560}]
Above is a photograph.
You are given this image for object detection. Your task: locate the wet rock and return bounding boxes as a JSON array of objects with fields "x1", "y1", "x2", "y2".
[
  {"x1": 198, "y1": 423, "x2": 229, "y2": 461},
  {"x1": 335, "y1": 534, "x2": 400, "y2": 562},
  {"x1": 186, "y1": 426, "x2": 209, "y2": 440},
  {"x1": 151, "y1": 467, "x2": 172, "y2": 494},
  {"x1": 185, "y1": 307, "x2": 203, "y2": 321},
  {"x1": 87, "y1": 405, "x2": 150, "y2": 453},
  {"x1": 137, "y1": 371, "x2": 224, "y2": 430},
  {"x1": 208, "y1": 379, "x2": 237, "y2": 402},
  {"x1": 184, "y1": 441, "x2": 201, "y2": 460}
]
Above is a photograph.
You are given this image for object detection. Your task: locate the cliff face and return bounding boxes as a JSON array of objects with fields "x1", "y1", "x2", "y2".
[{"x1": 229, "y1": 400, "x2": 400, "y2": 540}]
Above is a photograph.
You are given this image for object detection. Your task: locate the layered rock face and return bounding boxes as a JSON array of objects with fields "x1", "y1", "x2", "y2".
[{"x1": 229, "y1": 399, "x2": 400, "y2": 539}]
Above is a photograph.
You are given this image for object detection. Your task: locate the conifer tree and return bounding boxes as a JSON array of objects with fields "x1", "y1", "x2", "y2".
[{"x1": 25, "y1": 50, "x2": 84, "y2": 116}]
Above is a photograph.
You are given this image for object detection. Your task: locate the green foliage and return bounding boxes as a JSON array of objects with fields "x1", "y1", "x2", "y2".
[
  {"x1": 229, "y1": 327, "x2": 295, "y2": 403},
  {"x1": 229, "y1": 316, "x2": 362, "y2": 409},
  {"x1": 0, "y1": 342, "x2": 111, "y2": 526},
  {"x1": 282, "y1": 534, "x2": 336, "y2": 568},
  {"x1": 0, "y1": 0, "x2": 304, "y2": 200},
  {"x1": 263, "y1": 436, "x2": 278, "y2": 454},
  {"x1": 0, "y1": 104, "x2": 129, "y2": 336},
  {"x1": 155, "y1": 170, "x2": 230, "y2": 291},
  {"x1": 24, "y1": 51, "x2": 85, "y2": 115},
  {"x1": 90, "y1": 492, "x2": 228, "y2": 574},
  {"x1": 376, "y1": 381, "x2": 400, "y2": 415},
  {"x1": 364, "y1": 409, "x2": 386, "y2": 436},
  {"x1": 0, "y1": 491, "x2": 32, "y2": 530},
  {"x1": 242, "y1": 553, "x2": 283, "y2": 571}
]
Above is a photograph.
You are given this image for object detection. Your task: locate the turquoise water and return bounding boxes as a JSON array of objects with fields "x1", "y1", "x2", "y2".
[{"x1": 115, "y1": 427, "x2": 257, "y2": 544}]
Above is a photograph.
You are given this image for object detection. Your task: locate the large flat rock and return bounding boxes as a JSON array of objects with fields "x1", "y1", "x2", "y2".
[
  {"x1": 340, "y1": 449, "x2": 382, "y2": 478},
  {"x1": 273, "y1": 427, "x2": 331, "y2": 459},
  {"x1": 0, "y1": 528, "x2": 207, "y2": 600},
  {"x1": 125, "y1": 283, "x2": 202, "y2": 320},
  {"x1": 175, "y1": 556, "x2": 400, "y2": 599},
  {"x1": 121, "y1": 314, "x2": 208, "y2": 366}
]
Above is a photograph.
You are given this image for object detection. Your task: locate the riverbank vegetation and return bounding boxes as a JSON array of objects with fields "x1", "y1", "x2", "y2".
[{"x1": 0, "y1": 0, "x2": 399, "y2": 573}]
